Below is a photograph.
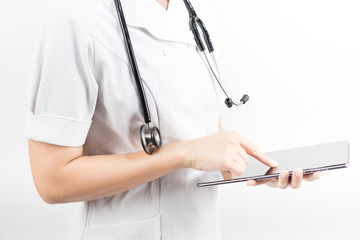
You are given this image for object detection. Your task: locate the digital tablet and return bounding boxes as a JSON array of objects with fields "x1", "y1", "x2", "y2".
[{"x1": 197, "y1": 141, "x2": 350, "y2": 187}]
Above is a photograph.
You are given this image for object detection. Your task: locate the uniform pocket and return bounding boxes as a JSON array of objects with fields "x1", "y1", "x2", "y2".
[{"x1": 82, "y1": 214, "x2": 161, "y2": 240}]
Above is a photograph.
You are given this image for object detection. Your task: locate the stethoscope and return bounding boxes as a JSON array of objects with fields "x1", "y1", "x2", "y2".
[{"x1": 114, "y1": 0, "x2": 249, "y2": 154}]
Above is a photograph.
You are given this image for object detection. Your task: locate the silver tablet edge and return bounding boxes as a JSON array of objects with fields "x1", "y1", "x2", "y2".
[{"x1": 197, "y1": 163, "x2": 350, "y2": 188}]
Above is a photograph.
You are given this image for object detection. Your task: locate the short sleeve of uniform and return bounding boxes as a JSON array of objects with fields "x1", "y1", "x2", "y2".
[{"x1": 25, "y1": 2, "x2": 98, "y2": 147}]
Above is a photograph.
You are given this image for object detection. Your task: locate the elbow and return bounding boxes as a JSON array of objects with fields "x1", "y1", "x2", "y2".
[
  {"x1": 39, "y1": 190, "x2": 62, "y2": 205},
  {"x1": 34, "y1": 178, "x2": 68, "y2": 204},
  {"x1": 40, "y1": 195, "x2": 58, "y2": 205},
  {"x1": 28, "y1": 139, "x2": 84, "y2": 204}
]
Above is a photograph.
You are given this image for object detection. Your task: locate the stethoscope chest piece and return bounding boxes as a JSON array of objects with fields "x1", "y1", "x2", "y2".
[{"x1": 140, "y1": 124, "x2": 162, "y2": 154}]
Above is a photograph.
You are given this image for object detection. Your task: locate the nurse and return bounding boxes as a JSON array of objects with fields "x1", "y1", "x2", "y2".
[{"x1": 26, "y1": 0, "x2": 321, "y2": 239}]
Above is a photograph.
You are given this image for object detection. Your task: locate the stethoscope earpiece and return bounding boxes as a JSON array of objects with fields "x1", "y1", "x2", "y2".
[
  {"x1": 140, "y1": 124, "x2": 162, "y2": 154},
  {"x1": 225, "y1": 98, "x2": 233, "y2": 108},
  {"x1": 240, "y1": 94, "x2": 249, "y2": 105},
  {"x1": 225, "y1": 94, "x2": 250, "y2": 108}
]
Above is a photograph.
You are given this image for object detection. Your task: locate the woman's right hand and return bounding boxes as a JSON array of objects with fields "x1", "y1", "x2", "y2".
[{"x1": 179, "y1": 131, "x2": 278, "y2": 178}]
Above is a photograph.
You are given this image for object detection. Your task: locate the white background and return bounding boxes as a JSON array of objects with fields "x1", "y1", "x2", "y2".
[{"x1": 0, "y1": 0, "x2": 359, "y2": 239}]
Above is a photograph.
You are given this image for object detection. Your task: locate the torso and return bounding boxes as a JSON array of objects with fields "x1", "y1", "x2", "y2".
[{"x1": 48, "y1": 0, "x2": 221, "y2": 239}]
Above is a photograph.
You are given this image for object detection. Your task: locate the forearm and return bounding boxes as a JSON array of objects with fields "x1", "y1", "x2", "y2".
[
  {"x1": 37, "y1": 142, "x2": 185, "y2": 204},
  {"x1": 30, "y1": 124, "x2": 274, "y2": 204}
]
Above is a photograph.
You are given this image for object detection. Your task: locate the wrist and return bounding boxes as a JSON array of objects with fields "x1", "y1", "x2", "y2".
[{"x1": 159, "y1": 141, "x2": 189, "y2": 170}]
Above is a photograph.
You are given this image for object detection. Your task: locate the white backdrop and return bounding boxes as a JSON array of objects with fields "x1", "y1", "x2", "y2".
[{"x1": 0, "y1": 0, "x2": 359, "y2": 239}]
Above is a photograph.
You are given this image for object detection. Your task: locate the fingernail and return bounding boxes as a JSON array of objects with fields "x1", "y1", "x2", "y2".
[
  {"x1": 247, "y1": 180, "x2": 256, "y2": 186},
  {"x1": 270, "y1": 159, "x2": 278, "y2": 167},
  {"x1": 295, "y1": 171, "x2": 302, "y2": 177},
  {"x1": 281, "y1": 172, "x2": 287, "y2": 179}
]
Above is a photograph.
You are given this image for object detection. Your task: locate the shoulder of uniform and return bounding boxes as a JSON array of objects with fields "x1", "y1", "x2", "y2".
[{"x1": 45, "y1": 0, "x2": 99, "y2": 24}]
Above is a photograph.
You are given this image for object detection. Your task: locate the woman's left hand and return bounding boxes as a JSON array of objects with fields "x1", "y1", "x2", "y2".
[{"x1": 246, "y1": 168, "x2": 322, "y2": 189}]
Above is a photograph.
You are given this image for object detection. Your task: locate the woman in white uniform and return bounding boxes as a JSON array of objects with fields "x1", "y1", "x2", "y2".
[{"x1": 26, "y1": 0, "x2": 321, "y2": 239}]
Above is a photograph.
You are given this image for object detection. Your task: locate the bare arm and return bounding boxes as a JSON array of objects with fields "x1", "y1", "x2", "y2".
[
  {"x1": 28, "y1": 140, "x2": 185, "y2": 204},
  {"x1": 29, "y1": 126, "x2": 277, "y2": 204}
]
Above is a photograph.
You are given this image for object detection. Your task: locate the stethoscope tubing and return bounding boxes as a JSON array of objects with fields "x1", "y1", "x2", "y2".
[
  {"x1": 114, "y1": 0, "x2": 152, "y2": 124},
  {"x1": 113, "y1": 0, "x2": 249, "y2": 154}
]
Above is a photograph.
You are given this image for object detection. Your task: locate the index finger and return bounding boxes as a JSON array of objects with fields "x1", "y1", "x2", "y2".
[{"x1": 238, "y1": 135, "x2": 278, "y2": 167}]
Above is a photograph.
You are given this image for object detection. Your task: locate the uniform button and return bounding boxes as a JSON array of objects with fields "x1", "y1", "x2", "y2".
[
  {"x1": 163, "y1": 48, "x2": 173, "y2": 57},
  {"x1": 187, "y1": 43, "x2": 197, "y2": 50}
]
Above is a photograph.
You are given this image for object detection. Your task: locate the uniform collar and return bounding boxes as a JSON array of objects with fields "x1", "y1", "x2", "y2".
[{"x1": 102, "y1": 0, "x2": 196, "y2": 45}]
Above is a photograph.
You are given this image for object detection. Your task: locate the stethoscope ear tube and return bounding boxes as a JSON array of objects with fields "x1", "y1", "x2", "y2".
[
  {"x1": 195, "y1": 18, "x2": 214, "y2": 53},
  {"x1": 189, "y1": 17, "x2": 214, "y2": 53},
  {"x1": 190, "y1": 17, "x2": 205, "y2": 52},
  {"x1": 184, "y1": 0, "x2": 248, "y2": 108}
]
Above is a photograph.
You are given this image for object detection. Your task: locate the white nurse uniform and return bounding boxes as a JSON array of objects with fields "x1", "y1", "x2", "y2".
[{"x1": 26, "y1": 0, "x2": 222, "y2": 239}]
